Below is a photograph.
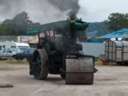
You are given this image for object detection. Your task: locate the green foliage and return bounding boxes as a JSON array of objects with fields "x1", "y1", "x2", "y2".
[
  {"x1": 107, "y1": 13, "x2": 128, "y2": 31},
  {"x1": 0, "y1": 11, "x2": 88, "y2": 35},
  {"x1": 0, "y1": 12, "x2": 33, "y2": 35},
  {"x1": 0, "y1": 23, "x2": 10, "y2": 35}
]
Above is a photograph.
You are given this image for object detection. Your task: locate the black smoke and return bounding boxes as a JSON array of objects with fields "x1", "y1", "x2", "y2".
[
  {"x1": 48, "y1": 0, "x2": 80, "y2": 15},
  {"x1": 0, "y1": 0, "x2": 80, "y2": 23}
]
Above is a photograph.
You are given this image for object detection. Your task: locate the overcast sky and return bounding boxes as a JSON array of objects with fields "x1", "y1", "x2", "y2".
[
  {"x1": 78, "y1": 0, "x2": 128, "y2": 22},
  {"x1": 0, "y1": 0, "x2": 128, "y2": 23}
]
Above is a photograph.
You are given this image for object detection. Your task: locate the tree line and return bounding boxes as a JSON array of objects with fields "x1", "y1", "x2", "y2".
[
  {"x1": 0, "y1": 12, "x2": 128, "y2": 35},
  {"x1": 0, "y1": 12, "x2": 40, "y2": 35}
]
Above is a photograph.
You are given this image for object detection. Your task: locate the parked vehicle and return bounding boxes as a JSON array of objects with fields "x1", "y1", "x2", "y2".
[
  {"x1": 0, "y1": 41, "x2": 30, "y2": 50},
  {"x1": 0, "y1": 41, "x2": 30, "y2": 59},
  {"x1": 105, "y1": 40, "x2": 128, "y2": 64},
  {"x1": 0, "y1": 48, "x2": 20, "y2": 59},
  {"x1": 13, "y1": 48, "x2": 35, "y2": 60}
]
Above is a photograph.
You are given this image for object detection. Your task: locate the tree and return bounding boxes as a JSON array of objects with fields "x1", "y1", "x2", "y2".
[
  {"x1": 107, "y1": 13, "x2": 128, "y2": 31},
  {"x1": 12, "y1": 11, "x2": 30, "y2": 35},
  {"x1": 0, "y1": 11, "x2": 35, "y2": 35}
]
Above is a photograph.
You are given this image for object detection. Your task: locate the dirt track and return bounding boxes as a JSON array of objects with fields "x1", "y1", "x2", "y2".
[{"x1": 0, "y1": 61, "x2": 128, "y2": 96}]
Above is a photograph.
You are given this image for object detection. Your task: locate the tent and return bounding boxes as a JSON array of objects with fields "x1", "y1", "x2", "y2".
[{"x1": 100, "y1": 28, "x2": 128, "y2": 39}]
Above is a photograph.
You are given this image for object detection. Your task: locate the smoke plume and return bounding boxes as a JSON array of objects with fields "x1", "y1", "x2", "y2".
[
  {"x1": 0, "y1": 0, "x2": 80, "y2": 23},
  {"x1": 48, "y1": 0, "x2": 80, "y2": 15}
]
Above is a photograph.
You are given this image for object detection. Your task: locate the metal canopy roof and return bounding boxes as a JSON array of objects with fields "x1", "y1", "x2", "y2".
[{"x1": 100, "y1": 28, "x2": 128, "y2": 39}]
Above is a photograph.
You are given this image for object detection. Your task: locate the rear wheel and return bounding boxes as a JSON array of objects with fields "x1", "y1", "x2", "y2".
[{"x1": 32, "y1": 49, "x2": 48, "y2": 80}]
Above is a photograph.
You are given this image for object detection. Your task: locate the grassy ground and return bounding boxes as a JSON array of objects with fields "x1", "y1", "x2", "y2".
[
  {"x1": 0, "y1": 58, "x2": 28, "y2": 65},
  {"x1": 0, "y1": 57, "x2": 109, "y2": 66}
]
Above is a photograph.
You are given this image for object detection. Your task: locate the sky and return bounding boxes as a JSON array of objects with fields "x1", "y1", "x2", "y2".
[
  {"x1": 0, "y1": 0, "x2": 66, "y2": 23},
  {"x1": 78, "y1": 0, "x2": 128, "y2": 22},
  {"x1": 0, "y1": 0, "x2": 128, "y2": 23}
]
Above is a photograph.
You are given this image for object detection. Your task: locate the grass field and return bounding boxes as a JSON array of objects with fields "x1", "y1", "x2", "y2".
[{"x1": 0, "y1": 59, "x2": 28, "y2": 65}]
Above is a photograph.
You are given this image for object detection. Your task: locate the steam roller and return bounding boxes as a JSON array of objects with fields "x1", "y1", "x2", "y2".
[{"x1": 29, "y1": 15, "x2": 96, "y2": 84}]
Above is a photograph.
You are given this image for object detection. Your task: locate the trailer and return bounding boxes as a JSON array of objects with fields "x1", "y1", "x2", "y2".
[{"x1": 105, "y1": 40, "x2": 128, "y2": 64}]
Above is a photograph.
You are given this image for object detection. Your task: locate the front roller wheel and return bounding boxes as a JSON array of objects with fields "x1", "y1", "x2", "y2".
[{"x1": 32, "y1": 48, "x2": 48, "y2": 80}]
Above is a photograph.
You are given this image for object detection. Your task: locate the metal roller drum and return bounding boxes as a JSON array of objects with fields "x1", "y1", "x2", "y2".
[{"x1": 66, "y1": 56, "x2": 95, "y2": 84}]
